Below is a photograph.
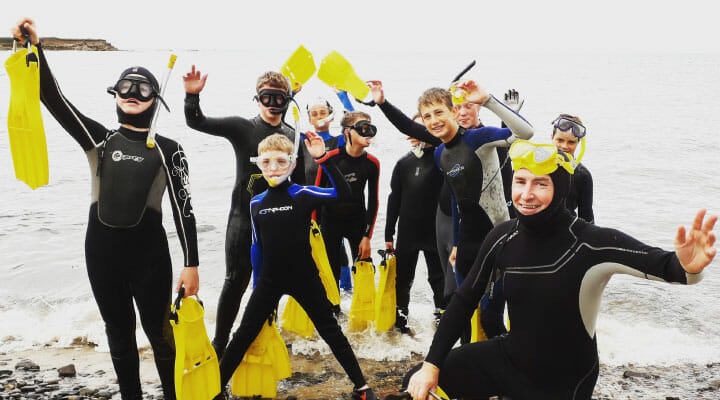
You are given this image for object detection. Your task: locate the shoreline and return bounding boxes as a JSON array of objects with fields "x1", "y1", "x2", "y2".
[
  {"x1": 1, "y1": 343, "x2": 718, "y2": 399},
  {"x1": 0, "y1": 37, "x2": 117, "y2": 51}
]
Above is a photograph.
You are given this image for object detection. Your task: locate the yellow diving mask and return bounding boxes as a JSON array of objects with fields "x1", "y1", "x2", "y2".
[{"x1": 509, "y1": 140, "x2": 576, "y2": 175}]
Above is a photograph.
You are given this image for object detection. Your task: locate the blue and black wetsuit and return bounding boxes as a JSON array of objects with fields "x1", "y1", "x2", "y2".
[
  {"x1": 420, "y1": 180, "x2": 702, "y2": 399},
  {"x1": 184, "y1": 93, "x2": 304, "y2": 357},
  {"x1": 385, "y1": 147, "x2": 445, "y2": 328},
  {"x1": 219, "y1": 150, "x2": 368, "y2": 389},
  {"x1": 38, "y1": 45, "x2": 199, "y2": 399},
  {"x1": 567, "y1": 163, "x2": 594, "y2": 223},
  {"x1": 315, "y1": 146, "x2": 380, "y2": 285},
  {"x1": 378, "y1": 97, "x2": 533, "y2": 337}
]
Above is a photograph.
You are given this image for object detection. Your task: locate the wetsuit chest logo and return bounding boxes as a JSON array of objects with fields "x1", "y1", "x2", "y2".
[
  {"x1": 447, "y1": 163, "x2": 465, "y2": 177},
  {"x1": 344, "y1": 172, "x2": 358, "y2": 183},
  {"x1": 111, "y1": 150, "x2": 144, "y2": 163},
  {"x1": 259, "y1": 205, "x2": 293, "y2": 215}
]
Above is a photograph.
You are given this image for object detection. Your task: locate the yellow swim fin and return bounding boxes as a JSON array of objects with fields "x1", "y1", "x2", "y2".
[
  {"x1": 470, "y1": 303, "x2": 488, "y2": 342},
  {"x1": 374, "y1": 250, "x2": 396, "y2": 332},
  {"x1": 349, "y1": 258, "x2": 375, "y2": 331},
  {"x1": 310, "y1": 220, "x2": 340, "y2": 305},
  {"x1": 169, "y1": 288, "x2": 221, "y2": 400},
  {"x1": 317, "y1": 50, "x2": 370, "y2": 101},
  {"x1": 4, "y1": 43, "x2": 48, "y2": 189},
  {"x1": 232, "y1": 314, "x2": 291, "y2": 399},
  {"x1": 281, "y1": 296, "x2": 315, "y2": 338},
  {"x1": 280, "y1": 45, "x2": 316, "y2": 93}
]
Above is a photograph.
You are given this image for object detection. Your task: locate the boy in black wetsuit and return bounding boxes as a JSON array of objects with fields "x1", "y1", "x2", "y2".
[
  {"x1": 368, "y1": 80, "x2": 533, "y2": 339},
  {"x1": 385, "y1": 135, "x2": 445, "y2": 333},
  {"x1": 315, "y1": 111, "x2": 380, "y2": 290},
  {"x1": 218, "y1": 133, "x2": 378, "y2": 400},
  {"x1": 403, "y1": 141, "x2": 717, "y2": 400},
  {"x1": 183, "y1": 66, "x2": 304, "y2": 358},
  {"x1": 16, "y1": 19, "x2": 199, "y2": 399},
  {"x1": 551, "y1": 113, "x2": 594, "y2": 223}
]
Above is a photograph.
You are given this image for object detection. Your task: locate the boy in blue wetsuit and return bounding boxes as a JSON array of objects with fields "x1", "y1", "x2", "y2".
[
  {"x1": 218, "y1": 133, "x2": 378, "y2": 400},
  {"x1": 368, "y1": 80, "x2": 533, "y2": 339}
]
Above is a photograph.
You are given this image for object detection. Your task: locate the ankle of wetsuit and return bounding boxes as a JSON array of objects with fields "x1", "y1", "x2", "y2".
[{"x1": 482, "y1": 94, "x2": 533, "y2": 139}]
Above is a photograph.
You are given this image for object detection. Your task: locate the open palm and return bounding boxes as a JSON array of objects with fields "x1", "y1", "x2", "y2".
[
  {"x1": 183, "y1": 65, "x2": 208, "y2": 94},
  {"x1": 674, "y1": 209, "x2": 717, "y2": 273}
]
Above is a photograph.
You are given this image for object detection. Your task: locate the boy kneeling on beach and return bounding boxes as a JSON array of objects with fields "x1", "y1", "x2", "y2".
[{"x1": 216, "y1": 132, "x2": 379, "y2": 400}]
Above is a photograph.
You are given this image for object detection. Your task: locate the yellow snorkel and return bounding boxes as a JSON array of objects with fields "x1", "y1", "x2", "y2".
[{"x1": 146, "y1": 54, "x2": 177, "y2": 148}]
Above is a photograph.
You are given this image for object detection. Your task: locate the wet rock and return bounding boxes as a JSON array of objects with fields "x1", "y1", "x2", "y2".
[
  {"x1": 709, "y1": 380, "x2": 720, "y2": 390},
  {"x1": 79, "y1": 387, "x2": 98, "y2": 396},
  {"x1": 19, "y1": 384, "x2": 37, "y2": 392},
  {"x1": 58, "y1": 364, "x2": 77, "y2": 378},
  {"x1": 14, "y1": 360, "x2": 39, "y2": 371},
  {"x1": 665, "y1": 397, "x2": 680, "y2": 400},
  {"x1": 0, "y1": 370, "x2": 12, "y2": 378},
  {"x1": 623, "y1": 370, "x2": 653, "y2": 379}
]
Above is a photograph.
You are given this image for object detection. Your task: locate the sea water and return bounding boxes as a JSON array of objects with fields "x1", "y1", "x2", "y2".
[{"x1": 1, "y1": 49, "x2": 719, "y2": 369}]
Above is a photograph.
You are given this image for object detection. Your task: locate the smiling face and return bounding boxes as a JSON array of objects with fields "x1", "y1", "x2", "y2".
[
  {"x1": 454, "y1": 101, "x2": 481, "y2": 129},
  {"x1": 552, "y1": 129, "x2": 580, "y2": 156},
  {"x1": 419, "y1": 101, "x2": 459, "y2": 142},
  {"x1": 259, "y1": 150, "x2": 294, "y2": 186},
  {"x1": 512, "y1": 168, "x2": 555, "y2": 215}
]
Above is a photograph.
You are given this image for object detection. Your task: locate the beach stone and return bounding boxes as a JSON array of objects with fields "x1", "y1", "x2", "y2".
[
  {"x1": 0, "y1": 370, "x2": 12, "y2": 378},
  {"x1": 14, "y1": 360, "x2": 39, "y2": 371},
  {"x1": 19, "y1": 384, "x2": 37, "y2": 392},
  {"x1": 96, "y1": 390, "x2": 113, "y2": 398},
  {"x1": 708, "y1": 380, "x2": 720, "y2": 390},
  {"x1": 4, "y1": 383, "x2": 16, "y2": 390},
  {"x1": 623, "y1": 370, "x2": 652, "y2": 379},
  {"x1": 79, "y1": 387, "x2": 98, "y2": 396},
  {"x1": 58, "y1": 364, "x2": 77, "y2": 378},
  {"x1": 665, "y1": 397, "x2": 680, "y2": 400}
]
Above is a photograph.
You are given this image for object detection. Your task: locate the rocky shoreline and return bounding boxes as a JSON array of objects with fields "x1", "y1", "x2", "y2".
[
  {"x1": 0, "y1": 38, "x2": 117, "y2": 51},
  {"x1": 1, "y1": 346, "x2": 719, "y2": 399}
]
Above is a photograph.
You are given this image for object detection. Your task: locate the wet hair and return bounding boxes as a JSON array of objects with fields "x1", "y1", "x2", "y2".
[
  {"x1": 258, "y1": 133, "x2": 293, "y2": 155},
  {"x1": 552, "y1": 114, "x2": 584, "y2": 137},
  {"x1": 341, "y1": 111, "x2": 372, "y2": 128},
  {"x1": 417, "y1": 87, "x2": 453, "y2": 114},
  {"x1": 256, "y1": 71, "x2": 290, "y2": 94}
]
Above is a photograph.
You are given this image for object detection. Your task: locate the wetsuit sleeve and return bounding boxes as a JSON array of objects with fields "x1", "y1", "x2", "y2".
[
  {"x1": 384, "y1": 162, "x2": 402, "y2": 243},
  {"x1": 184, "y1": 93, "x2": 251, "y2": 141},
  {"x1": 586, "y1": 226, "x2": 702, "y2": 284},
  {"x1": 250, "y1": 200, "x2": 263, "y2": 287},
  {"x1": 36, "y1": 44, "x2": 109, "y2": 150},
  {"x1": 364, "y1": 154, "x2": 381, "y2": 238},
  {"x1": 482, "y1": 95, "x2": 534, "y2": 143},
  {"x1": 157, "y1": 138, "x2": 199, "y2": 267},
  {"x1": 298, "y1": 150, "x2": 352, "y2": 208},
  {"x1": 336, "y1": 91, "x2": 355, "y2": 111},
  {"x1": 578, "y1": 167, "x2": 595, "y2": 224},
  {"x1": 425, "y1": 223, "x2": 510, "y2": 367},
  {"x1": 378, "y1": 101, "x2": 442, "y2": 146}
]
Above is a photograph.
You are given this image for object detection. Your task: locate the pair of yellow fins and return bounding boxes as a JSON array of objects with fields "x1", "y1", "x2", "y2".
[
  {"x1": 348, "y1": 249, "x2": 397, "y2": 332},
  {"x1": 280, "y1": 45, "x2": 370, "y2": 101},
  {"x1": 5, "y1": 37, "x2": 49, "y2": 189}
]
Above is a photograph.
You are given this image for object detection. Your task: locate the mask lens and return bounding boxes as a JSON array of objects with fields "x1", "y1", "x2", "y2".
[
  {"x1": 259, "y1": 94, "x2": 273, "y2": 107},
  {"x1": 256, "y1": 155, "x2": 291, "y2": 171},
  {"x1": 138, "y1": 82, "x2": 154, "y2": 99},
  {"x1": 116, "y1": 79, "x2": 133, "y2": 95},
  {"x1": 354, "y1": 121, "x2": 377, "y2": 137},
  {"x1": 555, "y1": 117, "x2": 586, "y2": 139},
  {"x1": 257, "y1": 90, "x2": 288, "y2": 108},
  {"x1": 532, "y1": 146, "x2": 555, "y2": 163}
]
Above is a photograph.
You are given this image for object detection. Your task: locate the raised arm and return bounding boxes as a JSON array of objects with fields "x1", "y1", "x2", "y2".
[
  {"x1": 384, "y1": 162, "x2": 403, "y2": 247},
  {"x1": 183, "y1": 65, "x2": 250, "y2": 139},
  {"x1": 368, "y1": 80, "x2": 442, "y2": 146}
]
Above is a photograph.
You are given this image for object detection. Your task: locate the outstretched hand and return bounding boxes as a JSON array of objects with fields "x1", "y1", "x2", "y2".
[
  {"x1": 304, "y1": 131, "x2": 325, "y2": 158},
  {"x1": 183, "y1": 65, "x2": 208, "y2": 94},
  {"x1": 455, "y1": 80, "x2": 489, "y2": 105},
  {"x1": 675, "y1": 209, "x2": 717, "y2": 274},
  {"x1": 11, "y1": 18, "x2": 39, "y2": 45},
  {"x1": 504, "y1": 89, "x2": 524, "y2": 112},
  {"x1": 367, "y1": 80, "x2": 385, "y2": 104}
]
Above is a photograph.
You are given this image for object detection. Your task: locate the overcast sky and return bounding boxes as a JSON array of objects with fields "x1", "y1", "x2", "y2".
[{"x1": 3, "y1": 0, "x2": 719, "y2": 54}]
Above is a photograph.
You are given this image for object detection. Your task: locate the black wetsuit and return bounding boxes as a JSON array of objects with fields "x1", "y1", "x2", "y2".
[
  {"x1": 219, "y1": 150, "x2": 367, "y2": 389},
  {"x1": 378, "y1": 99, "x2": 532, "y2": 338},
  {"x1": 435, "y1": 181, "x2": 457, "y2": 303},
  {"x1": 184, "y1": 93, "x2": 303, "y2": 356},
  {"x1": 385, "y1": 148, "x2": 445, "y2": 327},
  {"x1": 566, "y1": 163, "x2": 594, "y2": 223},
  {"x1": 421, "y1": 208, "x2": 702, "y2": 399},
  {"x1": 315, "y1": 146, "x2": 380, "y2": 284},
  {"x1": 38, "y1": 45, "x2": 199, "y2": 399}
]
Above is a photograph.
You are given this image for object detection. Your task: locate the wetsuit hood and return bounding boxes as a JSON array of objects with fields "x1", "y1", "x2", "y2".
[
  {"x1": 515, "y1": 164, "x2": 573, "y2": 234},
  {"x1": 115, "y1": 66, "x2": 160, "y2": 129}
]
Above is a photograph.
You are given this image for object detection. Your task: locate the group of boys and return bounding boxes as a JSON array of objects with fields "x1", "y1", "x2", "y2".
[{"x1": 182, "y1": 64, "x2": 593, "y2": 399}]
